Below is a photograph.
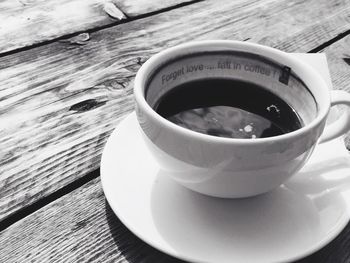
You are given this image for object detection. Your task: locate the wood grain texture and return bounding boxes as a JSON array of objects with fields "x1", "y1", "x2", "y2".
[
  {"x1": 0, "y1": 178, "x2": 179, "y2": 263},
  {"x1": 2, "y1": 0, "x2": 350, "y2": 221},
  {"x1": 0, "y1": 177, "x2": 349, "y2": 263},
  {"x1": 0, "y1": 0, "x2": 195, "y2": 54}
]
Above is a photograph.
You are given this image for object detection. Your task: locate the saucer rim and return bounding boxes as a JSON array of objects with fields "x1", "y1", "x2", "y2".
[{"x1": 101, "y1": 112, "x2": 350, "y2": 263}]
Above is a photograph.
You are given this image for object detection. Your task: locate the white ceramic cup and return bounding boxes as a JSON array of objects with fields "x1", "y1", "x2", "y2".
[{"x1": 134, "y1": 40, "x2": 350, "y2": 198}]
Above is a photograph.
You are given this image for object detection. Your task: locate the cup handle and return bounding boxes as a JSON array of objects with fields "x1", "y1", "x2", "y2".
[{"x1": 319, "y1": 90, "x2": 350, "y2": 143}]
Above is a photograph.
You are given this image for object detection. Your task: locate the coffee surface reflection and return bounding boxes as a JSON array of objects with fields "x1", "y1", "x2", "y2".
[{"x1": 155, "y1": 78, "x2": 303, "y2": 139}]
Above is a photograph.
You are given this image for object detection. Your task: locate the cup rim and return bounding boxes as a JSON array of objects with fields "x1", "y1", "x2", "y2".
[{"x1": 134, "y1": 40, "x2": 331, "y2": 144}]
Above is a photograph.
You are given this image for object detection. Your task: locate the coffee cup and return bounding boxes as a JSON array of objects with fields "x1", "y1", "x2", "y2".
[{"x1": 133, "y1": 40, "x2": 350, "y2": 198}]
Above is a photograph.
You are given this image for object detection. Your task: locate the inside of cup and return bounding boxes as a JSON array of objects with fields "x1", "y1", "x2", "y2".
[{"x1": 145, "y1": 51, "x2": 317, "y2": 127}]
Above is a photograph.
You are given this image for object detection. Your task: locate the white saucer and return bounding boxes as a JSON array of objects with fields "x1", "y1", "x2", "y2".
[{"x1": 101, "y1": 112, "x2": 350, "y2": 263}]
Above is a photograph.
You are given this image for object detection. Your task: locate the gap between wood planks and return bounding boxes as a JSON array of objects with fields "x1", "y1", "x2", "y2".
[
  {"x1": 0, "y1": 169, "x2": 100, "y2": 232},
  {"x1": 308, "y1": 29, "x2": 350, "y2": 53},
  {"x1": 1, "y1": 0, "x2": 350, "y2": 233},
  {"x1": 0, "y1": 0, "x2": 204, "y2": 59},
  {"x1": 0, "y1": 0, "x2": 203, "y2": 233}
]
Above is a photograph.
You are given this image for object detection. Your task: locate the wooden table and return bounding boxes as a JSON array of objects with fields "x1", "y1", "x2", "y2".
[{"x1": 1, "y1": 0, "x2": 350, "y2": 262}]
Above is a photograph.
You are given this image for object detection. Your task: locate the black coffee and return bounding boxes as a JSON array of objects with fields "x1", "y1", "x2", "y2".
[{"x1": 154, "y1": 78, "x2": 302, "y2": 139}]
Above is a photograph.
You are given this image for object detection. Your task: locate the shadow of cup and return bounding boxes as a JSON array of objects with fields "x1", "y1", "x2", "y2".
[
  {"x1": 149, "y1": 151, "x2": 350, "y2": 262},
  {"x1": 105, "y1": 200, "x2": 185, "y2": 262}
]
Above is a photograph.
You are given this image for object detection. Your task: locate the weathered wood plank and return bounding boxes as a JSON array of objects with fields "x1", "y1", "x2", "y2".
[
  {"x1": 0, "y1": 177, "x2": 348, "y2": 263},
  {"x1": 0, "y1": 178, "x2": 177, "y2": 263},
  {"x1": 322, "y1": 35, "x2": 350, "y2": 93},
  {"x1": 0, "y1": 0, "x2": 195, "y2": 54},
  {"x1": 2, "y1": 0, "x2": 350, "y2": 221},
  {"x1": 114, "y1": 0, "x2": 198, "y2": 17}
]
